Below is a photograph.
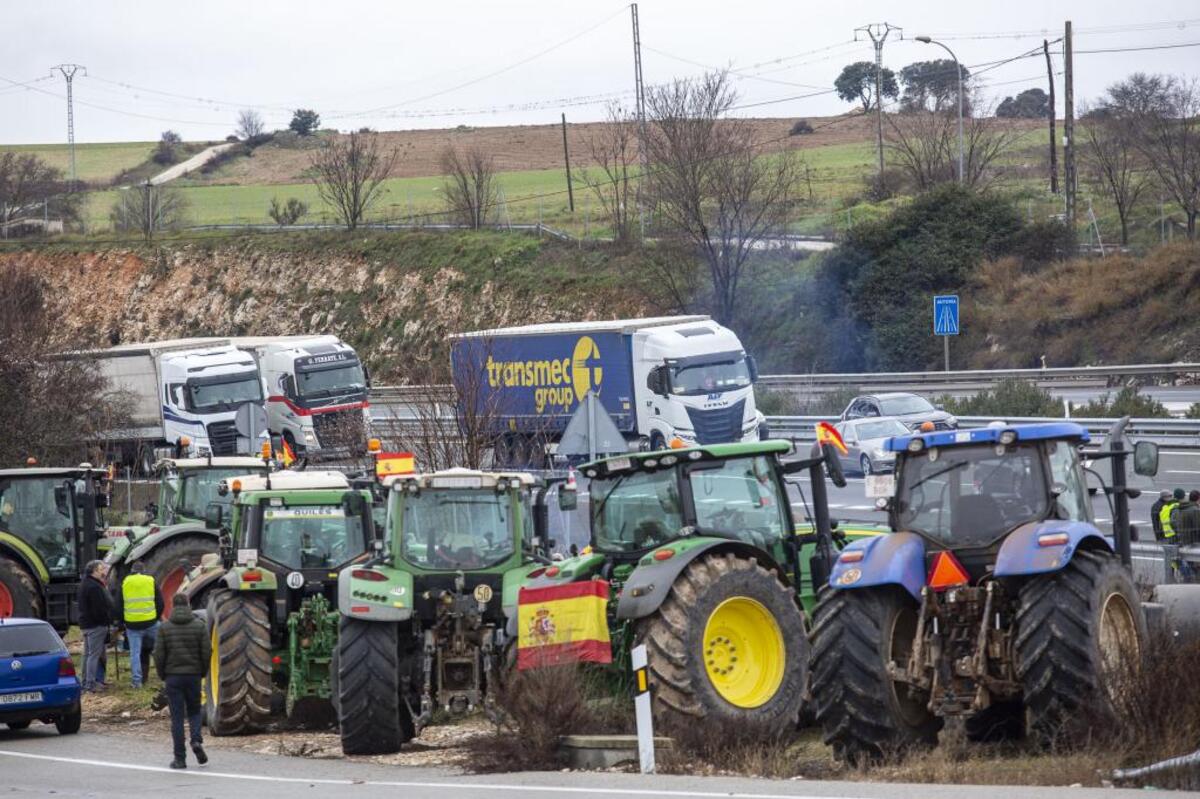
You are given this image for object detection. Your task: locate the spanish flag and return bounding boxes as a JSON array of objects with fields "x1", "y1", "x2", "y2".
[
  {"x1": 375, "y1": 451, "x2": 415, "y2": 478},
  {"x1": 280, "y1": 438, "x2": 297, "y2": 467},
  {"x1": 516, "y1": 580, "x2": 612, "y2": 670}
]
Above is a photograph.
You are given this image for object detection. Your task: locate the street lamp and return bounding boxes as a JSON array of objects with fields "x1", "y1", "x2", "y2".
[{"x1": 915, "y1": 36, "x2": 964, "y2": 184}]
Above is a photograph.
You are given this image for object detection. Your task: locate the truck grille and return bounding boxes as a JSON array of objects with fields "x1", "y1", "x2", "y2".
[
  {"x1": 685, "y1": 399, "x2": 746, "y2": 445},
  {"x1": 312, "y1": 409, "x2": 365, "y2": 450},
  {"x1": 206, "y1": 421, "x2": 238, "y2": 455}
]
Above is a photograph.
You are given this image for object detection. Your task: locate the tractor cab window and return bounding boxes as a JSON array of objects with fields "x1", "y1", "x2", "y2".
[
  {"x1": 0, "y1": 478, "x2": 77, "y2": 577},
  {"x1": 258, "y1": 505, "x2": 366, "y2": 571},
  {"x1": 164, "y1": 468, "x2": 264, "y2": 524},
  {"x1": 399, "y1": 490, "x2": 516, "y2": 570},
  {"x1": 1047, "y1": 441, "x2": 1092, "y2": 523},
  {"x1": 896, "y1": 443, "x2": 1049, "y2": 547},
  {"x1": 688, "y1": 456, "x2": 787, "y2": 550},
  {"x1": 592, "y1": 468, "x2": 683, "y2": 553}
]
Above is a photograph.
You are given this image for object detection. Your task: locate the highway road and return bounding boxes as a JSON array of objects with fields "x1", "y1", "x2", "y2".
[{"x1": 0, "y1": 727, "x2": 1166, "y2": 799}]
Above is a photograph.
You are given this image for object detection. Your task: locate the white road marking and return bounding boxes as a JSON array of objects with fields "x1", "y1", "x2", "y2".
[
  {"x1": 0, "y1": 749, "x2": 870, "y2": 799},
  {"x1": 1165, "y1": 470, "x2": 1200, "y2": 475}
]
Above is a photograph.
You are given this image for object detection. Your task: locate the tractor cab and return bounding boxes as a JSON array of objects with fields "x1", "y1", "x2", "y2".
[
  {"x1": 0, "y1": 466, "x2": 110, "y2": 629},
  {"x1": 150, "y1": 456, "x2": 271, "y2": 526}
]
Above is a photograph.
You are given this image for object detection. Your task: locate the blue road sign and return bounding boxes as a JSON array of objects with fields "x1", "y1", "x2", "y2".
[{"x1": 934, "y1": 295, "x2": 959, "y2": 336}]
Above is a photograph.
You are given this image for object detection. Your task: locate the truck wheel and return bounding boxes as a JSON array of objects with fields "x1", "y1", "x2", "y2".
[
  {"x1": 638, "y1": 551, "x2": 807, "y2": 738},
  {"x1": 137, "y1": 536, "x2": 216, "y2": 615},
  {"x1": 1015, "y1": 548, "x2": 1147, "y2": 745},
  {"x1": 810, "y1": 586, "x2": 940, "y2": 764},
  {"x1": 337, "y1": 617, "x2": 415, "y2": 755},
  {"x1": 0, "y1": 558, "x2": 42, "y2": 620},
  {"x1": 204, "y1": 589, "x2": 272, "y2": 736}
]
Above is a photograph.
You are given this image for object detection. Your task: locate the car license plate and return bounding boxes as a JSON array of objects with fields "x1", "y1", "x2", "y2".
[{"x1": 0, "y1": 691, "x2": 42, "y2": 705}]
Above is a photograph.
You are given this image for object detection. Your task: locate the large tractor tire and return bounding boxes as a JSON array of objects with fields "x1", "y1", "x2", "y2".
[
  {"x1": 1015, "y1": 548, "x2": 1146, "y2": 746},
  {"x1": 638, "y1": 551, "x2": 807, "y2": 738},
  {"x1": 810, "y1": 586, "x2": 941, "y2": 764},
  {"x1": 337, "y1": 617, "x2": 416, "y2": 755},
  {"x1": 0, "y1": 558, "x2": 42, "y2": 620},
  {"x1": 137, "y1": 536, "x2": 216, "y2": 615},
  {"x1": 204, "y1": 589, "x2": 272, "y2": 736}
]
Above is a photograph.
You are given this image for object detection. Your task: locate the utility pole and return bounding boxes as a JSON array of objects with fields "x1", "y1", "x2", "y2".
[
  {"x1": 1063, "y1": 21, "x2": 1076, "y2": 227},
  {"x1": 561, "y1": 113, "x2": 575, "y2": 213},
  {"x1": 142, "y1": 181, "x2": 153, "y2": 242},
  {"x1": 631, "y1": 2, "x2": 647, "y2": 238},
  {"x1": 51, "y1": 64, "x2": 86, "y2": 186},
  {"x1": 854, "y1": 23, "x2": 901, "y2": 175},
  {"x1": 1043, "y1": 40, "x2": 1058, "y2": 194}
]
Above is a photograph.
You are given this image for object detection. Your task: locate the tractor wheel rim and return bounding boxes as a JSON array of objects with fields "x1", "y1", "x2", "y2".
[
  {"x1": 208, "y1": 624, "x2": 220, "y2": 707},
  {"x1": 888, "y1": 603, "x2": 929, "y2": 725},
  {"x1": 160, "y1": 567, "x2": 187, "y2": 615},
  {"x1": 1099, "y1": 591, "x2": 1139, "y2": 680},
  {"x1": 702, "y1": 596, "x2": 785, "y2": 709},
  {"x1": 0, "y1": 581, "x2": 13, "y2": 617}
]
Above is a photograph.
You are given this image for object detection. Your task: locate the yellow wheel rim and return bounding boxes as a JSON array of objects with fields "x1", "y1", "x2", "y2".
[
  {"x1": 208, "y1": 624, "x2": 220, "y2": 707},
  {"x1": 701, "y1": 597, "x2": 785, "y2": 708}
]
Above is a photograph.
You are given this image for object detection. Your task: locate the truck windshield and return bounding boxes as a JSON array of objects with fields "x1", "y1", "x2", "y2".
[
  {"x1": 592, "y1": 469, "x2": 683, "y2": 553},
  {"x1": 0, "y1": 478, "x2": 76, "y2": 577},
  {"x1": 258, "y1": 505, "x2": 366, "y2": 571},
  {"x1": 162, "y1": 468, "x2": 266, "y2": 523},
  {"x1": 398, "y1": 490, "x2": 516, "y2": 570},
  {"x1": 670, "y1": 357, "x2": 751, "y2": 396},
  {"x1": 895, "y1": 443, "x2": 1049, "y2": 548},
  {"x1": 296, "y1": 361, "x2": 366, "y2": 398},
  {"x1": 186, "y1": 373, "x2": 263, "y2": 412}
]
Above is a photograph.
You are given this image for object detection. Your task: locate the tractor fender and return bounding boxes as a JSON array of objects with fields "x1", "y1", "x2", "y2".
[
  {"x1": 181, "y1": 566, "x2": 228, "y2": 606},
  {"x1": 615, "y1": 539, "x2": 785, "y2": 621},
  {"x1": 337, "y1": 568, "x2": 412, "y2": 623},
  {"x1": 0, "y1": 533, "x2": 50, "y2": 586},
  {"x1": 127, "y1": 524, "x2": 216, "y2": 564},
  {"x1": 828, "y1": 532, "x2": 926, "y2": 601},
  {"x1": 993, "y1": 520, "x2": 1111, "y2": 578}
]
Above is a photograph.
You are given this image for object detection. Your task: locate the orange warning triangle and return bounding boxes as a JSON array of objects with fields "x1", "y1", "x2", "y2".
[{"x1": 927, "y1": 551, "x2": 970, "y2": 591}]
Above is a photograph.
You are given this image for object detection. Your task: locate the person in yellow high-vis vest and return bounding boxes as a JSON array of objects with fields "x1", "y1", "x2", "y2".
[
  {"x1": 116, "y1": 563, "x2": 164, "y2": 689},
  {"x1": 1161, "y1": 488, "x2": 1186, "y2": 542}
]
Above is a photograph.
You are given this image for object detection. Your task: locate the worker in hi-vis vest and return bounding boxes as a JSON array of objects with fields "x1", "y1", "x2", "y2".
[{"x1": 115, "y1": 562, "x2": 165, "y2": 688}]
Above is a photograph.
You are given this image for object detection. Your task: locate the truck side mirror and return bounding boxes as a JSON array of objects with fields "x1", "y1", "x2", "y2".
[
  {"x1": 822, "y1": 442, "x2": 847, "y2": 489},
  {"x1": 204, "y1": 503, "x2": 223, "y2": 530},
  {"x1": 1133, "y1": 441, "x2": 1159, "y2": 477},
  {"x1": 362, "y1": 364, "x2": 372, "y2": 388},
  {"x1": 647, "y1": 366, "x2": 668, "y2": 397},
  {"x1": 746, "y1": 354, "x2": 759, "y2": 382},
  {"x1": 282, "y1": 375, "x2": 296, "y2": 399},
  {"x1": 558, "y1": 487, "x2": 578, "y2": 512}
]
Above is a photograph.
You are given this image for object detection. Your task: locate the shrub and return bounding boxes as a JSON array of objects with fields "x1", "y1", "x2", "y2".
[
  {"x1": 289, "y1": 108, "x2": 320, "y2": 136},
  {"x1": 1001, "y1": 219, "x2": 1078, "y2": 269},
  {"x1": 267, "y1": 197, "x2": 309, "y2": 226},
  {"x1": 152, "y1": 130, "x2": 183, "y2": 165},
  {"x1": 1188, "y1": 402, "x2": 1200, "y2": 419},
  {"x1": 755, "y1": 387, "x2": 801, "y2": 416},
  {"x1": 789, "y1": 118, "x2": 814, "y2": 135},
  {"x1": 941, "y1": 379, "x2": 1064, "y2": 418},
  {"x1": 1073, "y1": 385, "x2": 1171, "y2": 418}
]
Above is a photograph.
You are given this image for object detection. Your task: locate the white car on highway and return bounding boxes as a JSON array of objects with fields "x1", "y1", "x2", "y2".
[{"x1": 833, "y1": 417, "x2": 911, "y2": 475}]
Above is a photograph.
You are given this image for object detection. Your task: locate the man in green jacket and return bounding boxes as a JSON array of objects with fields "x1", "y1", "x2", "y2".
[{"x1": 153, "y1": 594, "x2": 210, "y2": 770}]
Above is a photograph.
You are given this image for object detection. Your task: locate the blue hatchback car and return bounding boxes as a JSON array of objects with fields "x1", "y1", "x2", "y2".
[{"x1": 0, "y1": 618, "x2": 81, "y2": 734}]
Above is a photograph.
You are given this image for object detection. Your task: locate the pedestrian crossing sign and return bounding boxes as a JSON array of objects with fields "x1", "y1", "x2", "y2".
[{"x1": 934, "y1": 295, "x2": 959, "y2": 336}]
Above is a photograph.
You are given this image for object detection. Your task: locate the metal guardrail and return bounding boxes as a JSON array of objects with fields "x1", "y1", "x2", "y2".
[{"x1": 760, "y1": 363, "x2": 1200, "y2": 390}]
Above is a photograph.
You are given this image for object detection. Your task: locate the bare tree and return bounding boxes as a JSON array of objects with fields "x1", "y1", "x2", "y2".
[
  {"x1": 643, "y1": 71, "x2": 800, "y2": 326},
  {"x1": 236, "y1": 109, "x2": 266, "y2": 142},
  {"x1": 1121, "y1": 76, "x2": 1200, "y2": 239},
  {"x1": 0, "y1": 153, "x2": 81, "y2": 235},
  {"x1": 577, "y1": 102, "x2": 641, "y2": 246},
  {"x1": 1080, "y1": 111, "x2": 1147, "y2": 246},
  {"x1": 440, "y1": 145, "x2": 498, "y2": 229},
  {"x1": 310, "y1": 132, "x2": 399, "y2": 230},
  {"x1": 109, "y1": 184, "x2": 189, "y2": 239},
  {"x1": 885, "y1": 96, "x2": 1021, "y2": 190}
]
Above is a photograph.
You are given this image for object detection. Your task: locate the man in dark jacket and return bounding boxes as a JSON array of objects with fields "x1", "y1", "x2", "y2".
[
  {"x1": 1171, "y1": 490, "x2": 1200, "y2": 550},
  {"x1": 153, "y1": 594, "x2": 210, "y2": 769},
  {"x1": 76, "y1": 560, "x2": 112, "y2": 692}
]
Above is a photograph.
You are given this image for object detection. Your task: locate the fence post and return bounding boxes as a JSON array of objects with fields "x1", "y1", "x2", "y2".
[{"x1": 631, "y1": 644, "x2": 655, "y2": 774}]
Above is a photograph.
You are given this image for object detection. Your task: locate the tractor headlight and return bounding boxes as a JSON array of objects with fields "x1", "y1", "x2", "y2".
[{"x1": 907, "y1": 438, "x2": 925, "y2": 453}]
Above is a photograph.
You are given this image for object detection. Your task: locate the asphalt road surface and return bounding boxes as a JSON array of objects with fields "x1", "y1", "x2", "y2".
[{"x1": 0, "y1": 727, "x2": 1169, "y2": 799}]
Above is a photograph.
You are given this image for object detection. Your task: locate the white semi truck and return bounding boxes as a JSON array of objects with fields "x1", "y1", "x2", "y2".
[
  {"x1": 70, "y1": 339, "x2": 266, "y2": 472},
  {"x1": 228, "y1": 335, "x2": 370, "y2": 456},
  {"x1": 451, "y1": 316, "x2": 766, "y2": 463}
]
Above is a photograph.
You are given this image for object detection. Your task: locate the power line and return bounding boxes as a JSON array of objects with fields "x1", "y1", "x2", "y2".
[{"x1": 1074, "y1": 41, "x2": 1200, "y2": 54}]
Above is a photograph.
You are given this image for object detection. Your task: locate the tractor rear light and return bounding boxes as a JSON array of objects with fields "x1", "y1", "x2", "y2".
[
  {"x1": 545, "y1": 566, "x2": 561, "y2": 578},
  {"x1": 838, "y1": 549, "x2": 865, "y2": 563},
  {"x1": 527, "y1": 567, "x2": 546, "y2": 579},
  {"x1": 272, "y1": 655, "x2": 283, "y2": 666},
  {"x1": 652, "y1": 548, "x2": 675, "y2": 562},
  {"x1": 927, "y1": 551, "x2": 970, "y2": 591},
  {"x1": 1037, "y1": 532, "x2": 1070, "y2": 547},
  {"x1": 242, "y1": 570, "x2": 262, "y2": 582},
  {"x1": 351, "y1": 605, "x2": 370, "y2": 613},
  {"x1": 352, "y1": 569, "x2": 388, "y2": 582},
  {"x1": 58, "y1": 657, "x2": 76, "y2": 678}
]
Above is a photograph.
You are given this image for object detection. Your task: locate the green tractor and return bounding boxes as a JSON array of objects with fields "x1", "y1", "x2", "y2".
[
  {"x1": 0, "y1": 465, "x2": 110, "y2": 630},
  {"x1": 102, "y1": 456, "x2": 270, "y2": 611},
  {"x1": 516, "y1": 436, "x2": 879, "y2": 737},
  {"x1": 183, "y1": 470, "x2": 375, "y2": 735},
  {"x1": 335, "y1": 468, "x2": 555, "y2": 755}
]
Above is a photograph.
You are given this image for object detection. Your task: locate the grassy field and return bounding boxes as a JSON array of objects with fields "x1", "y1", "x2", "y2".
[{"x1": 0, "y1": 141, "x2": 156, "y2": 183}]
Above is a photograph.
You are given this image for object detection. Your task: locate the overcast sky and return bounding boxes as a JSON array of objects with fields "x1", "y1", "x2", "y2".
[{"x1": 3, "y1": 0, "x2": 1198, "y2": 144}]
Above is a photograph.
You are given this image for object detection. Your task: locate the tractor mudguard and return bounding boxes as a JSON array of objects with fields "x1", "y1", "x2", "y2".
[
  {"x1": 182, "y1": 567, "x2": 228, "y2": 605},
  {"x1": 0, "y1": 534, "x2": 50, "y2": 585},
  {"x1": 993, "y1": 520, "x2": 1111, "y2": 578},
  {"x1": 126, "y1": 524, "x2": 215, "y2": 564},
  {"x1": 828, "y1": 532, "x2": 926, "y2": 600},
  {"x1": 615, "y1": 539, "x2": 784, "y2": 621},
  {"x1": 337, "y1": 568, "x2": 412, "y2": 622}
]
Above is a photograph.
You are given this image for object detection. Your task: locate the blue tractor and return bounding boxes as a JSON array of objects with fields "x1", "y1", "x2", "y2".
[{"x1": 809, "y1": 420, "x2": 1166, "y2": 763}]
